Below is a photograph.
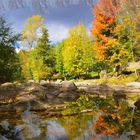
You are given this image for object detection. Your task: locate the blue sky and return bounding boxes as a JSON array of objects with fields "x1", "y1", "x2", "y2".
[{"x1": 1, "y1": 0, "x2": 95, "y2": 43}]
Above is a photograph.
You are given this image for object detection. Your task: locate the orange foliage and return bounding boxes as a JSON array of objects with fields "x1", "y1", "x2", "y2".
[
  {"x1": 93, "y1": 111, "x2": 130, "y2": 135},
  {"x1": 90, "y1": 0, "x2": 126, "y2": 61},
  {"x1": 93, "y1": 115, "x2": 117, "y2": 135},
  {"x1": 94, "y1": 42, "x2": 107, "y2": 60},
  {"x1": 89, "y1": 137, "x2": 97, "y2": 140},
  {"x1": 94, "y1": 0, "x2": 125, "y2": 17},
  {"x1": 91, "y1": 3, "x2": 116, "y2": 61}
]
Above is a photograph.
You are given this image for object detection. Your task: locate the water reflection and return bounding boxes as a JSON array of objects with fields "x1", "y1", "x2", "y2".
[
  {"x1": 0, "y1": 120, "x2": 24, "y2": 140},
  {"x1": 46, "y1": 120, "x2": 68, "y2": 140},
  {"x1": 0, "y1": 94, "x2": 140, "y2": 140},
  {"x1": 21, "y1": 110, "x2": 41, "y2": 139}
]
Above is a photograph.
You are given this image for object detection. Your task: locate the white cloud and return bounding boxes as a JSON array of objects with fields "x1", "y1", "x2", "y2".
[{"x1": 46, "y1": 23, "x2": 69, "y2": 43}]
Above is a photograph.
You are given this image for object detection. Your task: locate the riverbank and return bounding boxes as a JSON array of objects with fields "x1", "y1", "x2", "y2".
[{"x1": 0, "y1": 80, "x2": 140, "y2": 112}]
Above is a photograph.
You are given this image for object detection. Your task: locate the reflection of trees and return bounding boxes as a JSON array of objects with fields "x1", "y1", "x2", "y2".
[
  {"x1": 58, "y1": 114, "x2": 93, "y2": 140},
  {"x1": 63, "y1": 94, "x2": 140, "y2": 136},
  {"x1": 93, "y1": 100, "x2": 136, "y2": 135}
]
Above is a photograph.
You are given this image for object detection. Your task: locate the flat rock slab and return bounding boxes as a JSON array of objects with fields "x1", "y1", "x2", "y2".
[{"x1": 126, "y1": 82, "x2": 140, "y2": 89}]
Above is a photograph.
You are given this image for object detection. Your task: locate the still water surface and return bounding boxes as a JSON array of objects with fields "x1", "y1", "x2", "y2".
[{"x1": 0, "y1": 93, "x2": 140, "y2": 140}]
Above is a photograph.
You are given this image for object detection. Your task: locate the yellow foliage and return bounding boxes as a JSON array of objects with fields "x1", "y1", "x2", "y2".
[
  {"x1": 21, "y1": 15, "x2": 45, "y2": 49},
  {"x1": 63, "y1": 23, "x2": 94, "y2": 77}
]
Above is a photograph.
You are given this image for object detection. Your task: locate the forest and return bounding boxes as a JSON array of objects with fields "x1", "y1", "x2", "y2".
[
  {"x1": 0, "y1": 0, "x2": 140, "y2": 83},
  {"x1": 1, "y1": 0, "x2": 140, "y2": 139}
]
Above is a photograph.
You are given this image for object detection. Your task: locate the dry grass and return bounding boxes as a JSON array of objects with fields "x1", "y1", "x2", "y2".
[{"x1": 73, "y1": 74, "x2": 137, "y2": 85}]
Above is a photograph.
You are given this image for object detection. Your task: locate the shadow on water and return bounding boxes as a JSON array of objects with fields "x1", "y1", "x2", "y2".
[{"x1": 0, "y1": 93, "x2": 140, "y2": 140}]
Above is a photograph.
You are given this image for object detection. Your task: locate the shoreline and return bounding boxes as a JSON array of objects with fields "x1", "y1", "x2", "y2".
[{"x1": 0, "y1": 80, "x2": 140, "y2": 112}]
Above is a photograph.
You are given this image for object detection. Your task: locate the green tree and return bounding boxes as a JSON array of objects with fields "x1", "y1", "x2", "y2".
[
  {"x1": 63, "y1": 24, "x2": 94, "y2": 78},
  {"x1": 55, "y1": 41, "x2": 64, "y2": 74},
  {"x1": 116, "y1": 17, "x2": 139, "y2": 76},
  {"x1": 30, "y1": 27, "x2": 55, "y2": 80},
  {"x1": 0, "y1": 17, "x2": 21, "y2": 83}
]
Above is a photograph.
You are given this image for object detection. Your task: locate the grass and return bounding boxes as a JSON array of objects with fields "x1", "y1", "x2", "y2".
[{"x1": 72, "y1": 74, "x2": 137, "y2": 85}]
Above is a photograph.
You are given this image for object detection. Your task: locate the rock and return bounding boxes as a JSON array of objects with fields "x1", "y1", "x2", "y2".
[
  {"x1": 77, "y1": 88, "x2": 86, "y2": 93},
  {"x1": 40, "y1": 80, "x2": 49, "y2": 87},
  {"x1": 13, "y1": 81, "x2": 21, "y2": 86},
  {"x1": 113, "y1": 90, "x2": 126, "y2": 100},
  {"x1": 46, "y1": 94, "x2": 56, "y2": 100},
  {"x1": 84, "y1": 85, "x2": 99, "y2": 93},
  {"x1": 27, "y1": 80, "x2": 35, "y2": 84},
  {"x1": 55, "y1": 79, "x2": 62, "y2": 84},
  {"x1": 0, "y1": 83, "x2": 18, "y2": 103},
  {"x1": 98, "y1": 84, "x2": 112, "y2": 91},
  {"x1": 58, "y1": 91, "x2": 79, "y2": 101},
  {"x1": 60, "y1": 81, "x2": 77, "y2": 92},
  {"x1": 126, "y1": 82, "x2": 140, "y2": 89},
  {"x1": 84, "y1": 84, "x2": 113, "y2": 94},
  {"x1": 75, "y1": 82, "x2": 90, "y2": 87},
  {"x1": 27, "y1": 84, "x2": 44, "y2": 92},
  {"x1": 134, "y1": 99, "x2": 140, "y2": 110},
  {"x1": 47, "y1": 98, "x2": 64, "y2": 104},
  {"x1": 1, "y1": 82, "x2": 14, "y2": 88},
  {"x1": 14, "y1": 99, "x2": 46, "y2": 111}
]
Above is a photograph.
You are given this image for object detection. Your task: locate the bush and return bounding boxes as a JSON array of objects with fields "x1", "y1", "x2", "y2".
[{"x1": 51, "y1": 73, "x2": 64, "y2": 81}]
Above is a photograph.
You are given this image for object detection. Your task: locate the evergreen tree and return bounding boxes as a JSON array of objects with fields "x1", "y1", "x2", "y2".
[
  {"x1": 0, "y1": 17, "x2": 21, "y2": 83},
  {"x1": 30, "y1": 27, "x2": 55, "y2": 80},
  {"x1": 55, "y1": 41, "x2": 64, "y2": 74}
]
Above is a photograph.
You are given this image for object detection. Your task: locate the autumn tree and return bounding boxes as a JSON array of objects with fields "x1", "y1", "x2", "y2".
[
  {"x1": 0, "y1": 17, "x2": 21, "y2": 83},
  {"x1": 118, "y1": 0, "x2": 140, "y2": 23},
  {"x1": 18, "y1": 50, "x2": 32, "y2": 80},
  {"x1": 94, "y1": 0, "x2": 125, "y2": 17},
  {"x1": 91, "y1": 2, "x2": 116, "y2": 61},
  {"x1": 21, "y1": 15, "x2": 44, "y2": 50},
  {"x1": 118, "y1": 0, "x2": 140, "y2": 61},
  {"x1": 63, "y1": 24, "x2": 94, "y2": 78},
  {"x1": 90, "y1": 0, "x2": 133, "y2": 75}
]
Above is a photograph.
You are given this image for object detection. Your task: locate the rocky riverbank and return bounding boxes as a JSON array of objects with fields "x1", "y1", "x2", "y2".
[{"x1": 0, "y1": 80, "x2": 140, "y2": 112}]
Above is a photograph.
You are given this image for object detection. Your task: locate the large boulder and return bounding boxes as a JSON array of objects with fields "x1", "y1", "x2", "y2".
[
  {"x1": 0, "y1": 82, "x2": 18, "y2": 103},
  {"x1": 60, "y1": 81, "x2": 77, "y2": 92}
]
